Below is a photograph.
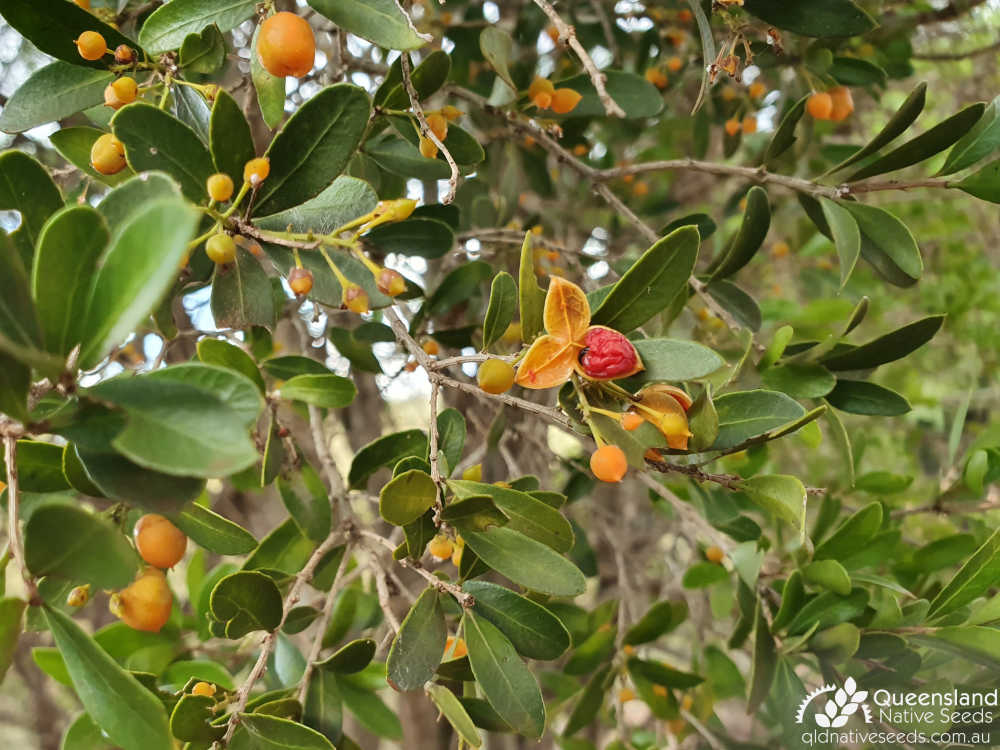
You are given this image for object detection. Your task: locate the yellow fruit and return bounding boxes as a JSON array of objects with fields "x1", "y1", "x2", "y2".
[
  {"x1": 90, "y1": 133, "x2": 126, "y2": 175},
  {"x1": 257, "y1": 12, "x2": 315, "y2": 77},
  {"x1": 110, "y1": 567, "x2": 173, "y2": 633},
  {"x1": 550, "y1": 88, "x2": 582, "y2": 114},
  {"x1": 441, "y1": 105, "x2": 463, "y2": 121},
  {"x1": 619, "y1": 687, "x2": 637, "y2": 702},
  {"x1": 133, "y1": 513, "x2": 187, "y2": 569},
  {"x1": 104, "y1": 76, "x2": 137, "y2": 109},
  {"x1": 706, "y1": 546, "x2": 725, "y2": 564},
  {"x1": 207, "y1": 173, "x2": 235, "y2": 202},
  {"x1": 343, "y1": 283, "x2": 369, "y2": 314},
  {"x1": 528, "y1": 76, "x2": 555, "y2": 100},
  {"x1": 192, "y1": 681, "x2": 216, "y2": 697},
  {"x1": 771, "y1": 241, "x2": 790, "y2": 258},
  {"x1": 114, "y1": 44, "x2": 135, "y2": 64},
  {"x1": 288, "y1": 267, "x2": 314, "y2": 295},
  {"x1": 591, "y1": 444, "x2": 627, "y2": 482},
  {"x1": 67, "y1": 584, "x2": 90, "y2": 608},
  {"x1": 422, "y1": 339, "x2": 440, "y2": 356},
  {"x1": 748, "y1": 81, "x2": 766, "y2": 99},
  {"x1": 461, "y1": 464, "x2": 483, "y2": 482},
  {"x1": 206, "y1": 233, "x2": 237, "y2": 264},
  {"x1": 428, "y1": 535, "x2": 454, "y2": 561},
  {"x1": 426, "y1": 112, "x2": 448, "y2": 141},
  {"x1": 419, "y1": 136, "x2": 438, "y2": 159},
  {"x1": 243, "y1": 157, "x2": 270, "y2": 186},
  {"x1": 376, "y1": 268, "x2": 407, "y2": 297},
  {"x1": 451, "y1": 535, "x2": 464, "y2": 567},
  {"x1": 75, "y1": 31, "x2": 106, "y2": 61},
  {"x1": 478, "y1": 359, "x2": 516, "y2": 394},
  {"x1": 829, "y1": 86, "x2": 854, "y2": 121}
]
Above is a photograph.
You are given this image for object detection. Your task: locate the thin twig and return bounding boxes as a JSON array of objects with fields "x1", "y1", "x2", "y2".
[
  {"x1": 359, "y1": 529, "x2": 474, "y2": 606},
  {"x1": 533, "y1": 0, "x2": 625, "y2": 118},
  {"x1": 399, "y1": 53, "x2": 460, "y2": 204},
  {"x1": 646, "y1": 457, "x2": 826, "y2": 495},
  {"x1": 842, "y1": 177, "x2": 953, "y2": 195},
  {"x1": 637, "y1": 471, "x2": 732, "y2": 551},
  {"x1": 428, "y1": 380, "x2": 443, "y2": 519},
  {"x1": 3, "y1": 435, "x2": 38, "y2": 601}
]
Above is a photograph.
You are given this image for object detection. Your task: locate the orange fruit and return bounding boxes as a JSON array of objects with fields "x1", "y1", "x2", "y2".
[
  {"x1": 422, "y1": 339, "x2": 440, "y2": 356},
  {"x1": 343, "y1": 283, "x2": 369, "y2": 314},
  {"x1": 724, "y1": 118, "x2": 740, "y2": 136},
  {"x1": 426, "y1": 112, "x2": 448, "y2": 141},
  {"x1": 133, "y1": 513, "x2": 187, "y2": 569},
  {"x1": 205, "y1": 234, "x2": 237, "y2": 264},
  {"x1": 622, "y1": 412, "x2": 644, "y2": 431},
  {"x1": 110, "y1": 567, "x2": 173, "y2": 633},
  {"x1": 591, "y1": 444, "x2": 627, "y2": 482},
  {"x1": 257, "y1": 12, "x2": 315, "y2": 77},
  {"x1": 771, "y1": 241, "x2": 790, "y2": 258},
  {"x1": 742, "y1": 115, "x2": 757, "y2": 134},
  {"x1": 288, "y1": 267, "x2": 314, "y2": 295},
  {"x1": 667, "y1": 56, "x2": 683, "y2": 73},
  {"x1": 807, "y1": 92, "x2": 833, "y2": 120},
  {"x1": 478, "y1": 359, "x2": 516, "y2": 394},
  {"x1": 75, "y1": 30, "x2": 106, "y2": 61},
  {"x1": 551, "y1": 88, "x2": 582, "y2": 114},
  {"x1": 444, "y1": 635, "x2": 468, "y2": 659},
  {"x1": 90, "y1": 133, "x2": 126, "y2": 175},
  {"x1": 706, "y1": 545, "x2": 725, "y2": 563},
  {"x1": 619, "y1": 687, "x2": 637, "y2": 702},
  {"x1": 528, "y1": 76, "x2": 555, "y2": 100},
  {"x1": 243, "y1": 157, "x2": 270, "y2": 185},
  {"x1": 114, "y1": 44, "x2": 135, "y2": 64},
  {"x1": 829, "y1": 86, "x2": 854, "y2": 121},
  {"x1": 192, "y1": 682, "x2": 216, "y2": 697},
  {"x1": 748, "y1": 81, "x2": 766, "y2": 99},
  {"x1": 376, "y1": 268, "x2": 406, "y2": 297},
  {"x1": 104, "y1": 76, "x2": 137, "y2": 109},
  {"x1": 419, "y1": 136, "x2": 438, "y2": 159},
  {"x1": 206, "y1": 173, "x2": 234, "y2": 202}
]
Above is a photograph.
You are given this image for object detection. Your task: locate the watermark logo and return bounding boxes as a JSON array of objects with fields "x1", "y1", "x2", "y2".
[{"x1": 795, "y1": 677, "x2": 873, "y2": 728}]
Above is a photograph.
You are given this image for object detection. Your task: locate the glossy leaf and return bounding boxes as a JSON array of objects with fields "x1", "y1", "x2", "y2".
[
  {"x1": 939, "y1": 96, "x2": 1000, "y2": 175},
  {"x1": 462, "y1": 527, "x2": 586, "y2": 596},
  {"x1": 739, "y1": 474, "x2": 807, "y2": 532},
  {"x1": 712, "y1": 390, "x2": 807, "y2": 450},
  {"x1": 625, "y1": 338, "x2": 725, "y2": 384},
  {"x1": 929, "y1": 529, "x2": 1000, "y2": 618},
  {"x1": 210, "y1": 571, "x2": 283, "y2": 638},
  {"x1": 0, "y1": 62, "x2": 111, "y2": 134},
  {"x1": 171, "y1": 502, "x2": 258, "y2": 554},
  {"x1": 742, "y1": 0, "x2": 877, "y2": 37},
  {"x1": 210, "y1": 89, "x2": 256, "y2": 186},
  {"x1": 462, "y1": 581, "x2": 570, "y2": 660},
  {"x1": 139, "y1": 0, "x2": 256, "y2": 54},
  {"x1": 307, "y1": 0, "x2": 425, "y2": 51},
  {"x1": 814, "y1": 502, "x2": 882, "y2": 561},
  {"x1": 364, "y1": 217, "x2": 455, "y2": 258},
  {"x1": 624, "y1": 599, "x2": 688, "y2": 646},
  {"x1": 826, "y1": 379, "x2": 910, "y2": 416},
  {"x1": 0, "y1": 598, "x2": 26, "y2": 681},
  {"x1": 823, "y1": 315, "x2": 944, "y2": 371},
  {"x1": 842, "y1": 201, "x2": 922, "y2": 287},
  {"x1": 348, "y1": 430, "x2": 428, "y2": 490},
  {"x1": 318, "y1": 638, "x2": 376, "y2": 674},
  {"x1": 280, "y1": 374, "x2": 357, "y2": 408},
  {"x1": 0, "y1": 439, "x2": 69, "y2": 492},
  {"x1": 553, "y1": 70, "x2": 663, "y2": 119},
  {"x1": 518, "y1": 232, "x2": 545, "y2": 343},
  {"x1": 0, "y1": 149, "x2": 64, "y2": 269},
  {"x1": 709, "y1": 188, "x2": 770, "y2": 280},
  {"x1": 449, "y1": 479, "x2": 573, "y2": 552},
  {"x1": 747, "y1": 598, "x2": 776, "y2": 713},
  {"x1": 563, "y1": 665, "x2": 613, "y2": 736},
  {"x1": 763, "y1": 95, "x2": 808, "y2": 165},
  {"x1": 380, "y1": 470, "x2": 437, "y2": 526},
  {"x1": 829, "y1": 82, "x2": 927, "y2": 173},
  {"x1": 250, "y1": 24, "x2": 285, "y2": 129},
  {"x1": 239, "y1": 713, "x2": 336, "y2": 750},
  {"x1": 277, "y1": 464, "x2": 332, "y2": 543},
  {"x1": 426, "y1": 684, "x2": 482, "y2": 748},
  {"x1": 482, "y1": 272, "x2": 517, "y2": 349},
  {"x1": 386, "y1": 587, "x2": 446, "y2": 691},
  {"x1": 957, "y1": 158, "x2": 1000, "y2": 203},
  {"x1": 197, "y1": 338, "x2": 265, "y2": 393},
  {"x1": 819, "y1": 197, "x2": 861, "y2": 288},
  {"x1": 210, "y1": 247, "x2": 276, "y2": 330},
  {"x1": 480, "y1": 26, "x2": 517, "y2": 94}
]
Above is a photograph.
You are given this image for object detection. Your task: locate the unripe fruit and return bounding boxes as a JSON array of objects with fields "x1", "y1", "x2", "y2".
[
  {"x1": 114, "y1": 44, "x2": 135, "y2": 64},
  {"x1": 419, "y1": 136, "x2": 438, "y2": 159},
  {"x1": 104, "y1": 76, "x2": 137, "y2": 109},
  {"x1": 806, "y1": 92, "x2": 833, "y2": 120},
  {"x1": 426, "y1": 112, "x2": 448, "y2": 142},
  {"x1": 478, "y1": 359, "x2": 516, "y2": 395},
  {"x1": 742, "y1": 115, "x2": 757, "y2": 134},
  {"x1": 829, "y1": 85, "x2": 854, "y2": 121},
  {"x1": 90, "y1": 133, "x2": 126, "y2": 175},
  {"x1": 134, "y1": 513, "x2": 187, "y2": 569},
  {"x1": 207, "y1": 173, "x2": 234, "y2": 202},
  {"x1": 461, "y1": 463, "x2": 482, "y2": 482},
  {"x1": 343, "y1": 283, "x2": 369, "y2": 314},
  {"x1": 724, "y1": 118, "x2": 741, "y2": 136},
  {"x1": 444, "y1": 635, "x2": 468, "y2": 659},
  {"x1": 257, "y1": 12, "x2": 316, "y2": 78},
  {"x1": 749, "y1": 81, "x2": 766, "y2": 99},
  {"x1": 551, "y1": 88, "x2": 582, "y2": 114},
  {"x1": 591, "y1": 444, "x2": 627, "y2": 483},
  {"x1": 75, "y1": 31, "x2": 106, "y2": 61},
  {"x1": 206, "y1": 233, "x2": 237, "y2": 264},
  {"x1": 667, "y1": 56, "x2": 683, "y2": 73},
  {"x1": 428, "y1": 534, "x2": 454, "y2": 561},
  {"x1": 422, "y1": 339, "x2": 440, "y2": 356},
  {"x1": 110, "y1": 567, "x2": 172, "y2": 632},
  {"x1": 243, "y1": 157, "x2": 270, "y2": 186},
  {"x1": 622, "y1": 411, "x2": 644, "y2": 431},
  {"x1": 578, "y1": 326, "x2": 642, "y2": 380},
  {"x1": 706, "y1": 545, "x2": 725, "y2": 564},
  {"x1": 67, "y1": 584, "x2": 90, "y2": 608},
  {"x1": 192, "y1": 681, "x2": 216, "y2": 697},
  {"x1": 288, "y1": 267, "x2": 314, "y2": 296},
  {"x1": 376, "y1": 268, "x2": 406, "y2": 297}
]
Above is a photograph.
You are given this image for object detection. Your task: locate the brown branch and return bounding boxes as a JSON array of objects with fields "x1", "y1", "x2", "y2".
[
  {"x1": 358, "y1": 529, "x2": 474, "y2": 607},
  {"x1": 3, "y1": 435, "x2": 38, "y2": 601},
  {"x1": 399, "y1": 53, "x2": 459, "y2": 204},
  {"x1": 532, "y1": 0, "x2": 625, "y2": 118},
  {"x1": 646, "y1": 456, "x2": 826, "y2": 495},
  {"x1": 842, "y1": 177, "x2": 954, "y2": 195}
]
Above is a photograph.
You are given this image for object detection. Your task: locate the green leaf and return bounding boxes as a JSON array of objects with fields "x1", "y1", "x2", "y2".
[
  {"x1": 440, "y1": 496, "x2": 508, "y2": 533},
  {"x1": 682, "y1": 562, "x2": 729, "y2": 588},
  {"x1": 389, "y1": 116, "x2": 484, "y2": 166},
  {"x1": 0, "y1": 352, "x2": 29, "y2": 422},
  {"x1": 170, "y1": 502, "x2": 258, "y2": 555},
  {"x1": 760, "y1": 364, "x2": 836, "y2": 399},
  {"x1": 60, "y1": 713, "x2": 117, "y2": 750},
  {"x1": 939, "y1": 96, "x2": 1000, "y2": 175},
  {"x1": 86, "y1": 363, "x2": 262, "y2": 477},
  {"x1": 814, "y1": 502, "x2": 881, "y2": 561},
  {"x1": 306, "y1": 0, "x2": 425, "y2": 50},
  {"x1": 462, "y1": 527, "x2": 586, "y2": 597},
  {"x1": 197, "y1": 338, "x2": 265, "y2": 393},
  {"x1": 929, "y1": 529, "x2": 1000, "y2": 618},
  {"x1": 250, "y1": 24, "x2": 285, "y2": 129},
  {"x1": 254, "y1": 85, "x2": 371, "y2": 217},
  {"x1": 563, "y1": 665, "x2": 613, "y2": 736},
  {"x1": 624, "y1": 600, "x2": 688, "y2": 646},
  {"x1": 518, "y1": 232, "x2": 545, "y2": 343},
  {"x1": 279, "y1": 374, "x2": 357, "y2": 408},
  {"x1": 626, "y1": 658, "x2": 703, "y2": 688},
  {"x1": 739, "y1": 474, "x2": 807, "y2": 533},
  {"x1": 111, "y1": 103, "x2": 213, "y2": 201},
  {"x1": 592, "y1": 226, "x2": 699, "y2": 332},
  {"x1": 376, "y1": 51, "x2": 451, "y2": 110},
  {"x1": 824, "y1": 404, "x2": 855, "y2": 488},
  {"x1": 910, "y1": 627, "x2": 1000, "y2": 670},
  {"x1": 386, "y1": 587, "x2": 446, "y2": 691},
  {"x1": 243, "y1": 519, "x2": 315, "y2": 576},
  {"x1": 957, "y1": 158, "x2": 1000, "y2": 203},
  {"x1": 763, "y1": 95, "x2": 808, "y2": 165},
  {"x1": 277, "y1": 464, "x2": 332, "y2": 543},
  {"x1": 785, "y1": 589, "x2": 868, "y2": 636},
  {"x1": 828, "y1": 82, "x2": 927, "y2": 173},
  {"x1": 170, "y1": 694, "x2": 223, "y2": 743},
  {"x1": 711, "y1": 390, "x2": 807, "y2": 450},
  {"x1": 426, "y1": 683, "x2": 482, "y2": 748},
  {"x1": 0, "y1": 149, "x2": 64, "y2": 269},
  {"x1": 435, "y1": 409, "x2": 466, "y2": 478},
  {"x1": 96, "y1": 172, "x2": 184, "y2": 231},
  {"x1": 709, "y1": 187, "x2": 770, "y2": 281},
  {"x1": 0, "y1": 598, "x2": 26, "y2": 682},
  {"x1": 629, "y1": 339, "x2": 724, "y2": 383},
  {"x1": 462, "y1": 611, "x2": 545, "y2": 739},
  {"x1": 427, "y1": 261, "x2": 493, "y2": 316},
  {"x1": 0, "y1": 62, "x2": 112, "y2": 134},
  {"x1": 462, "y1": 581, "x2": 570, "y2": 660},
  {"x1": 364, "y1": 217, "x2": 455, "y2": 258},
  {"x1": 554, "y1": 70, "x2": 663, "y2": 119},
  {"x1": 847, "y1": 103, "x2": 986, "y2": 181},
  {"x1": 24, "y1": 504, "x2": 137, "y2": 589},
  {"x1": 210, "y1": 247, "x2": 276, "y2": 330},
  {"x1": 818, "y1": 197, "x2": 861, "y2": 288},
  {"x1": 210, "y1": 89, "x2": 257, "y2": 186},
  {"x1": 337, "y1": 675, "x2": 402, "y2": 740},
  {"x1": 830, "y1": 57, "x2": 887, "y2": 86},
  {"x1": 239, "y1": 713, "x2": 336, "y2": 750},
  {"x1": 840, "y1": 201, "x2": 922, "y2": 287},
  {"x1": 44, "y1": 607, "x2": 172, "y2": 750},
  {"x1": 0, "y1": 439, "x2": 69, "y2": 492},
  {"x1": 80, "y1": 196, "x2": 199, "y2": 367},
  {"x1": 348, "y1": 430, "x2": 428, "y2": 490},
  {"x1": 0, "y1": 0, "x2": 134, "y2": 69},
  {"x1": 31, "y1": 206, "x2": 107, "y2": 357},
  {"x1": 380, "y1": 470, "x2": 437, "y2": 526},
  {"x1": 139, "y1": 0, "x2": 257, "y2": 54},
  {"x1": 210, "y1": 571, "x2": 283, "y2": 638},
  {"x1": 747, "y1": 598, "x2": 776, "y2": 713},
  {"x1": 826, "y1": 379, "x2": 910, "y2": 416},
  {"x1": 803, "y1": 559, "x2": 852, "y2": 596},
  {"x1": 318, "y1": 638, "x2": 376, "y2": 674},
  {"x1": 364, "y1": 134, "x2": 451, "y2": 180},
  {"x1": 480, "y1": 26, "x2": 517, "y2": 95},
  {"x1": 482, "y1": 272, "x2": 517, "y2": 350},
  {"x1": 742, "y1": 0, "x2": 876, "y2": 37},
  {"x1": 255, "y1": 176, "x2": 376, "y2": 236},
  {"x1": 823, "y1": 315, "x2": 944, "y2": 371},
  {"x1": 687, "y1": 384, "x2": 719, "y2": 452},
  {"x1": 448, "y1": 479, "x2": 574, "y2": 552},
  {"x1": 180, "y1": 23, "x2": 226, "y2": 74}
]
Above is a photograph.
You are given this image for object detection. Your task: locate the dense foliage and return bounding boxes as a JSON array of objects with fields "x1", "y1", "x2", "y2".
[{"x1": 1, "y1": 0, "x2": 999, "y2": 748}]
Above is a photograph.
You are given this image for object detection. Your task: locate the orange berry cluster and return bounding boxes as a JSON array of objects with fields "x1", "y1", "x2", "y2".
[
  {"x1": 528, "y1": 77, "x2": 582, "y2": 115},
  {"x1": 807, "y1": 87, "x2": 854, "y2": 122}
]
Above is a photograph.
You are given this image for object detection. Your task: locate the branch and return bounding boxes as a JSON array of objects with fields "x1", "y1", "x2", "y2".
[
  {"x1": 532, "y1": 0, "x2": 625, "y2": 118},
  {"x1": 637, "y1": 471, "x2": 733, "y2": 551},
  {"x1": 646, "y1": 456, "x2": 826, "y2": 495},
  {"x1": 842, "y1": 177, "x2": 954, "y2": 195},
  {"x1": 399, "y1": 53, "x2": 460, "y2": 204},
  {"x1": 3, "y1": 435, "x2": 38, "y2": 601},
  {"x1": 358, "y1": 529, "x2": 474, "y2": 607}
]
